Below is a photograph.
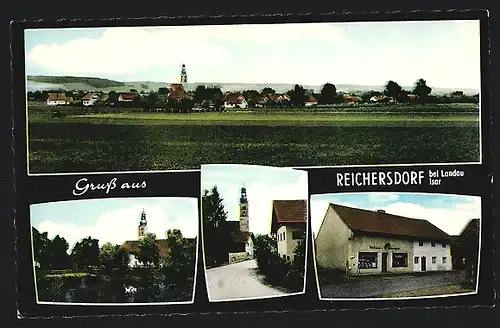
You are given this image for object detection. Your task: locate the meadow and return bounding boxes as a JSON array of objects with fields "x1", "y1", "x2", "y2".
[{"x1": 27, "y1": 107, "x2": 481, "y2": 173}]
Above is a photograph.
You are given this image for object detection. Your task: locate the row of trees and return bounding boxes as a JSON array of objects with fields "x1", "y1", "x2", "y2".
[{"x1": 33, "y1": 227, "x2": 195, "y2": 273}]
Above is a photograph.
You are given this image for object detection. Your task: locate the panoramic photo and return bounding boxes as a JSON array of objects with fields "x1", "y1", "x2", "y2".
[
  {"x1": 311, "y1": 192, "x2": 481, "y2": 300},
  {"x1": 30, "y1": 197, "x2": 199, "y2": 305},
  {"x1": 200, "y1": 164, "x2": 308, "y2": 302},
  {"x1": 24, "y1": 20, "x2": 481, "y2": 174}
]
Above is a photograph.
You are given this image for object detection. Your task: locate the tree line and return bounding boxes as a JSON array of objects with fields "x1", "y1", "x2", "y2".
[{"x1": 33, "y1": 227, "x2": 195, "y2": 276}]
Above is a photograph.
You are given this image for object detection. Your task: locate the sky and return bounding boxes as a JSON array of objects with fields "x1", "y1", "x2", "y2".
[
  {"x1": 201, "y1": 164, "x2": 308, "y2": 235},
  {"x1": 24, "y1": 20, "x2": 480, "y2": 89},
  {"x1": 310, "y1": 192, "x2": 481, "y2": 237},
  {"x1": 30, "y1": 197, "x2": 199, "y2": 253}
]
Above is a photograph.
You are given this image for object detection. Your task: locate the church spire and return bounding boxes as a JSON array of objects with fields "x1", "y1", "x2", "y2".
[
  {"x1": 138, "y1": 208, "x2": 148, "y2": 239},
  {"x1": 180, "y1": 63, "x2": 188, "y2": 90}
]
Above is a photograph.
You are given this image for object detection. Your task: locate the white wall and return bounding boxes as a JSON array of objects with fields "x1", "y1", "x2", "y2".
[
  {"x1": 412, "y1": 240, "x2": 452, "y2": 272},
  {"x1": 277, "y1": 225, "x2": 302, "y2": 262},
  {"x1": 245, "y1": 237, "x2": 254, "y2": 258},
  {"x1": 315, "y1": 206, "x2": 351, "y2": 270}
]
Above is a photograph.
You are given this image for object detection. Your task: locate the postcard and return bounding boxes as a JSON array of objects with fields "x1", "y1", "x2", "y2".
[{"x1": 10, "y1": 10, "x2": 494, "y2": 319}]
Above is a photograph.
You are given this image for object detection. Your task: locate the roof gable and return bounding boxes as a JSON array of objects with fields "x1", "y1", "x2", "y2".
[
  {"x1": 271, "y1": 200, "x2": 307, "y2": 233},
  {"x1": 329, "y1": 203, "x2": 451, "y2": 241}
]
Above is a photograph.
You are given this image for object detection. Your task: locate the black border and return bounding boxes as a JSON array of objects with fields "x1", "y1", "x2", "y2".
[{"x1": 10, "y1": 8, "x2": 495, "y2": 319}]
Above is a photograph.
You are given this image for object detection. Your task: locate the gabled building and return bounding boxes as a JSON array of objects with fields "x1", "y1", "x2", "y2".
[
  {"x1": 223, "y1": 93, "x2": 248, "y2": 109},
  {"x1": 117, "y1": 92, "x2": 138, "y2": 102},
  {"x1": 315, "y1": 203, "x2": 453, "y2": 275},
  {"x1": 168, "y1": 83, "x2": 191, "y2": 102},
  {"x1": 270, "y1": 200, "x2": 307, "y2": 262},
  {"x1": 81, "y1": 92, "x2": 101, "y2": 106},
  {"x1": 46, "y1": 92, "x2": 73, "y2": 106},
  {"x1": 305, "y1": 95, "x2": 318, "y2": 107}
]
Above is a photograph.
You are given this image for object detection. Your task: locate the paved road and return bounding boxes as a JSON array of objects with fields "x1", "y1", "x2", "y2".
[
  {"x1": 320, "y1": 271, "x2": 467, "y2": 299},
  {"x1": 206, "y1": 259, "x2": 285, "y2": 301}
]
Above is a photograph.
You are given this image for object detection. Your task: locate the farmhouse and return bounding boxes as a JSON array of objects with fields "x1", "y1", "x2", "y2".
[
  {"x1": 118, "y1": 92, "x2": 138, "y2": 102},
  {"x1": 370, "y1": 95, "x2": 390, "y2": 103},
  {"x1": 305, "y1": 95, "x2": 318, "y2": 107},
  {"x1": 122, "y1": 209, "x2": 196, "y2": 267},
  {"x1": 46, "y1": 92, "x2": 73, "y2": 106},
  {"x1": 343, "y1": 94, "x2": 362, "y2": 105},
  {"x1": 315, "y1": 203, "x2": 453, "y2": 275},
  {"x1": 223, "y1": 93, "x2": 248, "y2": 109},
  {"x1": 81, "y1": 92, "x2": 101, "y2": 106},
  {"x1": 270, "y1": 200, "x2": 307, "y2": 262}
]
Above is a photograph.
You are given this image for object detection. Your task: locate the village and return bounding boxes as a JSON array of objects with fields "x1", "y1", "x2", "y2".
[{"x1": 27, "y1": 64, "x2": 479, "y2": 113}]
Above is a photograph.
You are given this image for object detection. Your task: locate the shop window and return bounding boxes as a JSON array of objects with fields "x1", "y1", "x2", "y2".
[
  {"x1": 358, "y1": 252, "x2": 378, "y2": 269},
  {"x1": 392, "y1": 253, "x2": 408, "y2": 267},
  {"x1": 414, "y1": 256, "x2": 419, "y2": 264}
]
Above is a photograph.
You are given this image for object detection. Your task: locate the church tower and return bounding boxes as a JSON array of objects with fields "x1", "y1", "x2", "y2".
[
  {"x1": 239, "y1": 186, "x2": 249, "y2": 232},
  {"x1": 180, "y1": 63, "x2": 188, "y2": 90},
  {"x1": 138, "y1": 208, "x2": 148, "y2": 239}
]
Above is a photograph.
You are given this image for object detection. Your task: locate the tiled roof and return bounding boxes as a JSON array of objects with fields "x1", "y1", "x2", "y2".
[
  {"x1": 81, "y1": 92, "x2": 100, "y2": 100},
  {"x1": 122, "y1": 237, "x2": 196, "y2": 258},
  {"x1": 273, "y1": 200, "x2": 307, "y2": 223},
  {"x1": 47, "y1": 93, "x2": 69, "y2": 101},
  {"x1": 329, "y1": 203, "x2": 451, "y2": 241},
  {"x1": 119, "y1": 92, "x2": 138, "y2": 100}
]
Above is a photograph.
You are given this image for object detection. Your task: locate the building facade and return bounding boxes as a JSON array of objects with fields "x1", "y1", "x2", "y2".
[
  {"x1": 315, "y1": 204, "x2": 452, "y2": 275},
  {"x1": 271, "y1": 200, "x2": 307, "y2": 262}
]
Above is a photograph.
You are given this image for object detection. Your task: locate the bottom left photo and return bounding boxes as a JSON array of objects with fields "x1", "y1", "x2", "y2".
[{"x1": 29, "y1": 197, "x2": 199, "y2": 305}]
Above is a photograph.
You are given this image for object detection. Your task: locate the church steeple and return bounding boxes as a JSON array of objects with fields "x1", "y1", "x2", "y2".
[
  {"x1": 180, "y1": 63, "x2": 188, "y2": 90},
  {"x1": 138, "y1": 208, "x2": 148, "y2": 239},
  {"x1": 239, "y1": 186, "x2": 249, "y2": 232}
]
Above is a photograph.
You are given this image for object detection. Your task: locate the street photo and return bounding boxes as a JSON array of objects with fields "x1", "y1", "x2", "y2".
[
  {"x1": 200, "y1": 164, "x2": 308, "y2": 302},
  {"x1": 24, "y1": 19, "x2": 481, "y2": 175},
  {"x1": 30, "y1": 197, "x2": 198, "y2": 305},
  {"x1": 311, "y1": 192, "x2": 481, "y2": 300}
]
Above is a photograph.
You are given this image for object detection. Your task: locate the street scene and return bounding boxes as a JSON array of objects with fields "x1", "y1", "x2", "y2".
[
  {"x1": 201, "y1": 164, "x2": 308, "y2": 301},
  {"x1": 205, "y1": 259, "x2": 284, "y2": 301},
  {"x1": 311, "y1": 192, "x2": 480, "y2": 299}
]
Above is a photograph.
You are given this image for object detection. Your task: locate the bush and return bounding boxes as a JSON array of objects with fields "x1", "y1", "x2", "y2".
[{"x1": 253, "y1": 234, "x2": 305, "y2": 292}]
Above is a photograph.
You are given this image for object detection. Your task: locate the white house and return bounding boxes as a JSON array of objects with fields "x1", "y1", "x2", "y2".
[
  {"x1": 412, "y1": 240, "x2": 453, "y2": 272},
  {"x1": 82, "y1": 92, "x2": 101, "y2": 106},
  {"x1": 270, "y1": 200, "x2": 307, "y2": 262},
  {"x1": 223, "y1": 94, "x2": 248, "y2": 109},
  {"x1": 46, "y1": 93, "x2": 73, "y2": 106},
  {"x1": 315, "y1": 203, "x2": 452, "y2": 275}
]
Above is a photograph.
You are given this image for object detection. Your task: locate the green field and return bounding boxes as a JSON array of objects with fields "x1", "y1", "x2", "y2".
[{"x1": 27, "y1": 110, "x2": 481, "y2": 173}]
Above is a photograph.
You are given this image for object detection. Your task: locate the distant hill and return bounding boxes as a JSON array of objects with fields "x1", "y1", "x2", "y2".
[
  {"x1": 25, "y1": 75, "x2": 479, "y2": 96},
  {"x1": 27, "y1": 75, "x2": 125, "y2": 89}
]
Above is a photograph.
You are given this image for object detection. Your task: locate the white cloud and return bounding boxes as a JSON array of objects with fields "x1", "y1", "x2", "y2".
[
  {"x1": 26, "y1": 26, "x2": 232, "y2": 77},
  {"x1": 37, "y1": 201, "x2": 198, "y2": 253},
  {"x1": 367, "y1": 192, "x2": 399, "y2": 203},
  {"x1": 26, "y1": 23, "x2": 345, "y2": 81},
  {"x1": 378, "y1": 198, "x2": 481, "y2": 236}
]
